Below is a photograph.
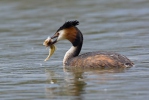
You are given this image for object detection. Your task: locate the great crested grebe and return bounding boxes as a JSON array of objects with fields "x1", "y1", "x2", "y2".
[{"x1": 44, "y1": 20, "x2": 134, "y2": 68}]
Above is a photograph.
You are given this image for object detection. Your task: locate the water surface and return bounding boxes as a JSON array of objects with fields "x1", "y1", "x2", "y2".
[{"x1": 0, "y1": 0, "x2": 149, "y2": 100}]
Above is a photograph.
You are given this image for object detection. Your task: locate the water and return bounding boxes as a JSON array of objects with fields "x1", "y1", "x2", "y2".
[{"x1": 0, "y1": 0, "x2": 149, "y2": 100}]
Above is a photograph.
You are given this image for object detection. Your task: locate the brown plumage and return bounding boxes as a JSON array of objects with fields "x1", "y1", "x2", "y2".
[
  {"x1": 46, "y1": 20, "x2": 134, "y2": 69},
  {"x1": 67, "y1": 51, "x2": 133, "y2": 68}
]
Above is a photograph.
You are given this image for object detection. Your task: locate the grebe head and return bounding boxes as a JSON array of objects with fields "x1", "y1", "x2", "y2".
[{"x1": 49, "y1": 20, "x2": 82, "y2": 46}]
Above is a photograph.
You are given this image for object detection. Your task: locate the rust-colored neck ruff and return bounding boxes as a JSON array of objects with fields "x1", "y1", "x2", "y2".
[{"x1": 63, "y1": 28, "x2": 83, "y2": 66}]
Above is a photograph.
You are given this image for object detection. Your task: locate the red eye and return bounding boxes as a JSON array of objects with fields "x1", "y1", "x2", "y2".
[{"x1": 57, "y1": 32, "x2": 59, "y2": 36}]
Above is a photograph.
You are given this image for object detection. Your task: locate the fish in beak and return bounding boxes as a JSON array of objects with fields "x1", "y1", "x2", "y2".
[{"x1": 43, "y1": 36, "x2": 56, "y2": 61}]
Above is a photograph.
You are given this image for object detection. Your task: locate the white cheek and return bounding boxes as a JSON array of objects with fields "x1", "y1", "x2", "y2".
[{"x1": 57, "y1": 30, "x2": 66, "y2": 41}]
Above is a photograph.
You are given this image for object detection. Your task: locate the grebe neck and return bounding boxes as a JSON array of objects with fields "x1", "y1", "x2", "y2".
[{"x1": 63, "y1": 28, "x2": 83, "y2": 66}]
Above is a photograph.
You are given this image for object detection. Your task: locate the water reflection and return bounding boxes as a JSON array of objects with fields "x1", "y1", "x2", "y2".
[
  {"x1": 45, "y1": 67, "x2": 126, "y2": 100},
  {"x1": 45, "y1": 69, "x2": 86, "y2": 100}
]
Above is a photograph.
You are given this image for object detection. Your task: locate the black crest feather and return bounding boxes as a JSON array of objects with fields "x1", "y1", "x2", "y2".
[{"x1": 57, "y1": 20, "x2": 79, "y2": 32}]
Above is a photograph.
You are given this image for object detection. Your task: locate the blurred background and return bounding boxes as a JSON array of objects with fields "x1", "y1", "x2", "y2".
[{"x1": 0, "y1": 0, "x2": 149, "y2": 100}]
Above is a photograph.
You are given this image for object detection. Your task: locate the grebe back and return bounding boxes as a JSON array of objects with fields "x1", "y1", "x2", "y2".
[{"x1": 44, "y1": 20, "x2": 134, "y2": 68}]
